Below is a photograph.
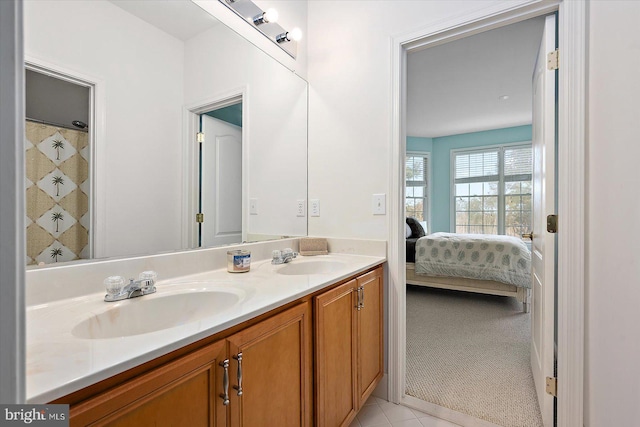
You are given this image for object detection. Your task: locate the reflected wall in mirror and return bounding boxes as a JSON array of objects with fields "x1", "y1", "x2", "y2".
[{"x1": 24, "y1": 0, "x2": 308, "y2": 266}]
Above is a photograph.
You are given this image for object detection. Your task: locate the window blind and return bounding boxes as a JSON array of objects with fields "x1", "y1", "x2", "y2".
[
  {"x1": 504, "y1": 146, "x2": 533, "y2": 181},
  {"x1": 454, "y1": 150, "x2": 499, "y2": 183}
]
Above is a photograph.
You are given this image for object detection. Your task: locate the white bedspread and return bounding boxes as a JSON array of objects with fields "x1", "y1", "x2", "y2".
[{"x1": 414, "y1": 232, "x2": 531, "y2": 288}]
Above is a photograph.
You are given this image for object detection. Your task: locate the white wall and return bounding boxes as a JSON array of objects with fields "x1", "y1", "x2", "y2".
[
  {"x1": 306, "y1": 0, "x2": 515, "y2": 239},
  {"x1": 24, "y1": 0, "x2": 184, "y2": 258},
  {"x1": 585, "y1": 1, "x2": 640, "y2": 425},
  {"x1": 0, "y1": 0, "x2": 25, "y2": 403},
  {"x1": 184, "y1": 22, "x2": 308, "y2": 239},
  {"x1": 308, "y1": 0, "x2": 640, "y2": 424}
]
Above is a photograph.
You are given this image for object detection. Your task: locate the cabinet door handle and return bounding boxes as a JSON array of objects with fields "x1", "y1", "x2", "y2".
[
  {"x1": 360, "y1": 285, "x2": 365, "y2": 309},
  {"x1": 219, "y1": 359, "x2": 230, "y2": 405},
  {"x1": 356, "y1": 286, "x2": 364, "y2": 311},
  {"x1": 233, "y1": 352, "x2": 243, "y2": 396}
]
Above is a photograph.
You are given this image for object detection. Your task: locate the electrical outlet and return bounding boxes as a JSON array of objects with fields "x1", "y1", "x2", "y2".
[
  {"x1": 250, "y1": 198, "x2": 258, "y2": 215},
  {"x1": 296, "y1": 199, "x2": 306, "y2": 217},
  {"x1": 372, "y1": 194, "x2": 386, "y2": 215},
  {"x1": 310, "y1": 199, "x2": 320, "y2": 217}
]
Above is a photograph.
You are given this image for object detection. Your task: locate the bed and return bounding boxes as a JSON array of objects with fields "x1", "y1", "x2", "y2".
[{"x1": 405, "y1": 218, "x2": 531, "y2": 312}]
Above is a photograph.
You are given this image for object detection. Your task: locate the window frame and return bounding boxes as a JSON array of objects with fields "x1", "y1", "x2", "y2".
[
  {"x1": 405, "y1": 151, "x2": 431, "y2": 233},
  {"x1": 449, "y1": 142, "x2": 532, "y2": 235}
]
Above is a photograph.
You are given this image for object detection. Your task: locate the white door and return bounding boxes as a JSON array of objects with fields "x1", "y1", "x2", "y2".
[
  {"x1": 201, "y1": 115, "x2": 242, "y2": 247},
  {"x1": 530, "y1": 14, "x2": 557, "y2": 427}
]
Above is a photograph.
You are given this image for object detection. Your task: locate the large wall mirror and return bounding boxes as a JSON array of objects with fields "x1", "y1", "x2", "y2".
[{"x1": 24, "y1": 0, "x2": 308, "y2": 266}]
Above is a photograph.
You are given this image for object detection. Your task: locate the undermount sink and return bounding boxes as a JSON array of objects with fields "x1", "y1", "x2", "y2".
[
  {"x1": 276, "y1": 260, "x2": 347, "y2": 275},
  {"x1": 72, "y1": 289, "x2": 244, "y2": 339}
]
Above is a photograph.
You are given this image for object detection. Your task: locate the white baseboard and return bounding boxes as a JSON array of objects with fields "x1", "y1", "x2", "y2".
[{"x1": 372, "y1": 373, "x2": 388, "y2": 401}]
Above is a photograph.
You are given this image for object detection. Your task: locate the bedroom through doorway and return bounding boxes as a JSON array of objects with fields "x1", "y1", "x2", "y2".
[{"x1": 402, "y1": 15, "x2": 555, "y2": 427}]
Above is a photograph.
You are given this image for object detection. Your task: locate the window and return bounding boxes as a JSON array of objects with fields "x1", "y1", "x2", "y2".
[
  {"x1": 453, "y1": 144, "x2": 532, "y2": 237},
  {"x1": 406, "y1": 153, "x2": 429, "y2": 233}
]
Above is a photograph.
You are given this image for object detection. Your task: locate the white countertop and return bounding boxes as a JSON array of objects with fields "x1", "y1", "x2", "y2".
[{"x1": 26, "y1": 253, "x2": 385, "y2": 403}]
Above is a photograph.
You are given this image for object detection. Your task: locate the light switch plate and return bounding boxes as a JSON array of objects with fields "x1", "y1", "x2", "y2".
[
  {"x1": 296, "y1": 199, "x2": 306, "y2": 217},
  {"x1": 310, "y1": 199, "x2": 320, "y2": 217},
  {"x1": 250, "y1": 198, "x2": 258, "y2": 215},
  {"x1": 372, "y1": 194, "x2": 386, "y2": 215}
]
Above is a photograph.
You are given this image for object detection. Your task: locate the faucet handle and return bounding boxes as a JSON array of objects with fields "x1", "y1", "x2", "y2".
[
  {"x1": 139, "y1": 270, "x2": 157, "y2": 280},
  {"x1": 139, "y1": 271, "x2": 157, "y2": 286},
  {"x1": 104, "y1": 276, "x2": 125, "y2": 296}
]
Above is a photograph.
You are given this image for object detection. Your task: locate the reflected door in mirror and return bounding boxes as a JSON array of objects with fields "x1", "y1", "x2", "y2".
[{"x1": 200, "y1": 114, "x2": 242, "y2": 247}]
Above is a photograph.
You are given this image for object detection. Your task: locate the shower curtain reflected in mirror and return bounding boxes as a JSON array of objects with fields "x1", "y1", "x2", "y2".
[{"x1": 25, "y1": 122, "x2": 90, "y2": 265}]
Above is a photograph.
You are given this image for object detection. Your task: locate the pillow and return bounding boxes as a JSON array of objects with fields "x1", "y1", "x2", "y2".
[
  {"x1": 406, "y1": 217, "x2": 426, "y2": 238},
  {"x1": 405, "y1": 223, "x2": 412, "y2": 238}
]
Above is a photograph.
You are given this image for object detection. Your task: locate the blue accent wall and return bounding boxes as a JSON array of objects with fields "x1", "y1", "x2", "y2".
[
  {"x1": 204, "y1": 103, "x2": 242, "y2": 128},
  {"x1": 407, "y1": 136, "x2": 432, "y2": 152},
  {"x1": 408, "y1": 125, "x2": 532, "y2": 233}
]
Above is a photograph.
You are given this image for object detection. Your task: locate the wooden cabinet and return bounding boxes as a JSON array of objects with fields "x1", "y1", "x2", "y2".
[
  {"x1": 68, "y1": 302, "x2": 312, "y2": 427},
  {"x1": 70, "y1": 340, "x2": 227, "y2": 427},
  {"x1": 227, "y1": 301, "x2": 313, "y2": 427},
  {"x1": 59, "y1": 264, "x2": 384, "y2": 427},
  {"x1": 315, "y1": 266, "x2": 384, "y2": 427}
]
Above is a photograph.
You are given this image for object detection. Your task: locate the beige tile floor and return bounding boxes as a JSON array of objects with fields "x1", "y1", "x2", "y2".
[{"x1": 350, "y1": 396, "x2": 461, "y2": 427}]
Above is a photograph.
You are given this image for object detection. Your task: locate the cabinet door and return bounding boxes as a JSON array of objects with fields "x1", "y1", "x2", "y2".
[
  {"x1": 315, "y1": 279, "x2": 358, "y2": 427},
  {"x1": 227, "y1": 302, "x2": 312, "y2": 427},
  {"x1": 356, "y1": 267, "x2": 384, "y2": 406},
  {"x1": 70, "y1": 340, "x2": 227, "y2": 427}
]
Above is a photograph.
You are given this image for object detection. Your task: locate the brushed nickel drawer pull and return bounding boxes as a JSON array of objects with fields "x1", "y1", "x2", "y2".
[
  {"x1": 219, "y1": 359, "x2": 230, "y2": 405},
  {"x1": 233, "y1": 352, "x2": 243, "y2": 396}
]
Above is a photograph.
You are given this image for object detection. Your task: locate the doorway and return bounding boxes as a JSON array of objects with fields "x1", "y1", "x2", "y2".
[
  {"x1": 388, "y1": 2, "x2": 586, "y2": 427},
  {"x1": 24, "y1": 65, "x2": 93, "y2": 265},
  {"x1": 198, "y1": 102, "x2": 243, "y2": 247},
  {"x1": 402, "y1": 16, "x2": 549, "y2": 427},
  {"x1": 183, "y1": 92, "x2": 247, "y2": 250}
]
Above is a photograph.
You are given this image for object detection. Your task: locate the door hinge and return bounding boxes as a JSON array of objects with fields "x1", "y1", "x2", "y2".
[
  {"x1": 546, "y1": 376, "x2": 557, "y2": 397},
  {"x1": 547, "y1": 49, "x2": 559, "y2": 70},
  {"x1": 196, "y1": 213, "x2": 204, "y2": 223},
  {"x1": 547, "y1": 214, "x2": 558, "y2": 233},
  {"x1": 197, "y1": 132, "x2": 205, "y2": 144}
]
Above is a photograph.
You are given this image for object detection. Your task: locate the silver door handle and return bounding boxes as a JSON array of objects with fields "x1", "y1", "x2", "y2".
[
  {"x1": 219, "y1": 359, "x2": 230, "y2": 405},
  {"x1": 233, "y1": 352, "x2": 243, "y2": 396},
  {"x1": 356, "y1": 286, "x2": 364, "y2": 310}
]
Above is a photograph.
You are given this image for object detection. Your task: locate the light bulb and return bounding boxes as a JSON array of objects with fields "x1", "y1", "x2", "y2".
[
  {"x1": 288, "y1": 27, "x2": 303, "y2": 42},
  {"x1": 264, "y1": 8, "x2": 279, "y2": 23}
]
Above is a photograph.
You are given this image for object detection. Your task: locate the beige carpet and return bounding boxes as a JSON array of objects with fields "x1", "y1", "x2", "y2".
[{"x1": 405, "y1": 285, "x2": 543, "y2": 427}]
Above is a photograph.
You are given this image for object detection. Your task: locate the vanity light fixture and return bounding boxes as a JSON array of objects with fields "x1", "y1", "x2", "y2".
[
  {"x1": 252, "y1": 8, "x2": 278, "y2": 25},
  {"x1": 276, "y1": 27, "x2": 302, "y2": 43},
  {"x1": 218, "y1": 0, "x2": 300, "y2": 58}
]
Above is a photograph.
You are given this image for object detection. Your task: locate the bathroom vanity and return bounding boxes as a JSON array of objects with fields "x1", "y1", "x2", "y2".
[{"x1": 26, "y1": 238, "x2": 386, "y2": 426}]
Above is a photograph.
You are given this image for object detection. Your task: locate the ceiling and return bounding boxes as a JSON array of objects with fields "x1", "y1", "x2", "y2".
[
  {"x1": 109, "y1": 0, "x2": 220, "y2": 41},
  {"x1": 407, "y1": 17, "x2": 546, "y2": 138}
]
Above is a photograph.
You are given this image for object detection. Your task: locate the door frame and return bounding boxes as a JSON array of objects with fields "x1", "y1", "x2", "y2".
[
  {"x1": 24, "y1": 56, "x2": 104, "y2": 260},
  {"x1": 388, "y1": 1, "x2": 586, "y2": 426},
  {"x1": 182, "y1": 87, "x2": 248, "y2": 249}
]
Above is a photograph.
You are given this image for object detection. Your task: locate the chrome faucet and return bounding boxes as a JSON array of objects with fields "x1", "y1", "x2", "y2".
[
  {"x1": 104, "y1": 271, "x2": 157, "y2": 302},
  {"x1": 272, "y1": 248, "x2": 298, "y2": 265}
]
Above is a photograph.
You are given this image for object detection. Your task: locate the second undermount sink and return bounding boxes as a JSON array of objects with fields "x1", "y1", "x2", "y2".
[
  {"x1": 276, "y1": 259, "x2": 347, "y2": 275},
  {"x1": 72, "y1": 288, "x2": 244, "y2": 339}
]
